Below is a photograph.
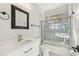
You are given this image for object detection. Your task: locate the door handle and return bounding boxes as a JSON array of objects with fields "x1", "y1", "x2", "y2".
[{"x1": 24, "y1": 48, "x2": 32, "y2": 53}]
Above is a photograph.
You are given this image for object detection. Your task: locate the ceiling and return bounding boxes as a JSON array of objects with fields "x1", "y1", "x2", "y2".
[
  {"x1": 36, "y1": 3, "x2": 63, "y2": 12},
  {"x1": 16, "y1": 3, "x2": 64, "y2": 12}
]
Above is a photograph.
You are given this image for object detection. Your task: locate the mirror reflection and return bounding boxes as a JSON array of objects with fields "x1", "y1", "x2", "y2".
[
  {"x1": 16, "y1": 10, "x2": 27, "y2": 26},
  {"x1": 11, "y1": 5, "x2": 29, "y2": 29}
]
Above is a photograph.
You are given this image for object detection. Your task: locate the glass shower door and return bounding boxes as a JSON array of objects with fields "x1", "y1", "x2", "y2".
[{"x1": 41, "y1": 19, "x2": 71, "y2": 47}]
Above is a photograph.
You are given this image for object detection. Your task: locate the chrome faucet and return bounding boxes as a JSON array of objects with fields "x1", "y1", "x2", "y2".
[{"x1": 18, "y1": 35, "x2": 23, "y2": 41}]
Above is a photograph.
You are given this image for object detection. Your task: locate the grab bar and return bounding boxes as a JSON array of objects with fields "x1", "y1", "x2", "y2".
[{"x1": 31, "y1": 24, "x2": 40, "y2": 27}]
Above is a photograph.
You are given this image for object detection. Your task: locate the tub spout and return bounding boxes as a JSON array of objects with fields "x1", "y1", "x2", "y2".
[{"x1": 18, "y1": 35, "x2": 23, "y2": 41}]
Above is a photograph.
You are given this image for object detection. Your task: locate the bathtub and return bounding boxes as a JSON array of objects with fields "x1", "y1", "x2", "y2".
[{"x1": 40, "y1": 40, "x2": 73, "y2": 56}]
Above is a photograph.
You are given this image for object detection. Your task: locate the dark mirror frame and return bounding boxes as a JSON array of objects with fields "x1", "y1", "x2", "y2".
[{"x1": 11, "y1": 4, "x2": 29, "y2": 29}]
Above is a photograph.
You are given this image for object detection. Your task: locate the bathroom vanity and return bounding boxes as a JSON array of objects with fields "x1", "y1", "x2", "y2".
[
  {"x1": 7, "y1": 37, "x2": 41, "y2": 56},
  {"x1": 0, "y1": 37, "x2": 41, "y2": 56},
  {"x1": 7, "y1": 39, "x2": 40, "y2": 56}
]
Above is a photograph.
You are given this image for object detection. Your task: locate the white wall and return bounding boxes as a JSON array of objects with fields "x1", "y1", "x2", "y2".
[
  {"x1": 0, "y1": 3, "x2": 41, "y2": 48},
  {"x1": 73, "y1": 3, "x2": 79, "y2": 46}
]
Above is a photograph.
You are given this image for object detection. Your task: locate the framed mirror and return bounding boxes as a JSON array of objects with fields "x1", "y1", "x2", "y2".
[{"x1": 11, "y1": 5, "x2": 29, "y2": 29}]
